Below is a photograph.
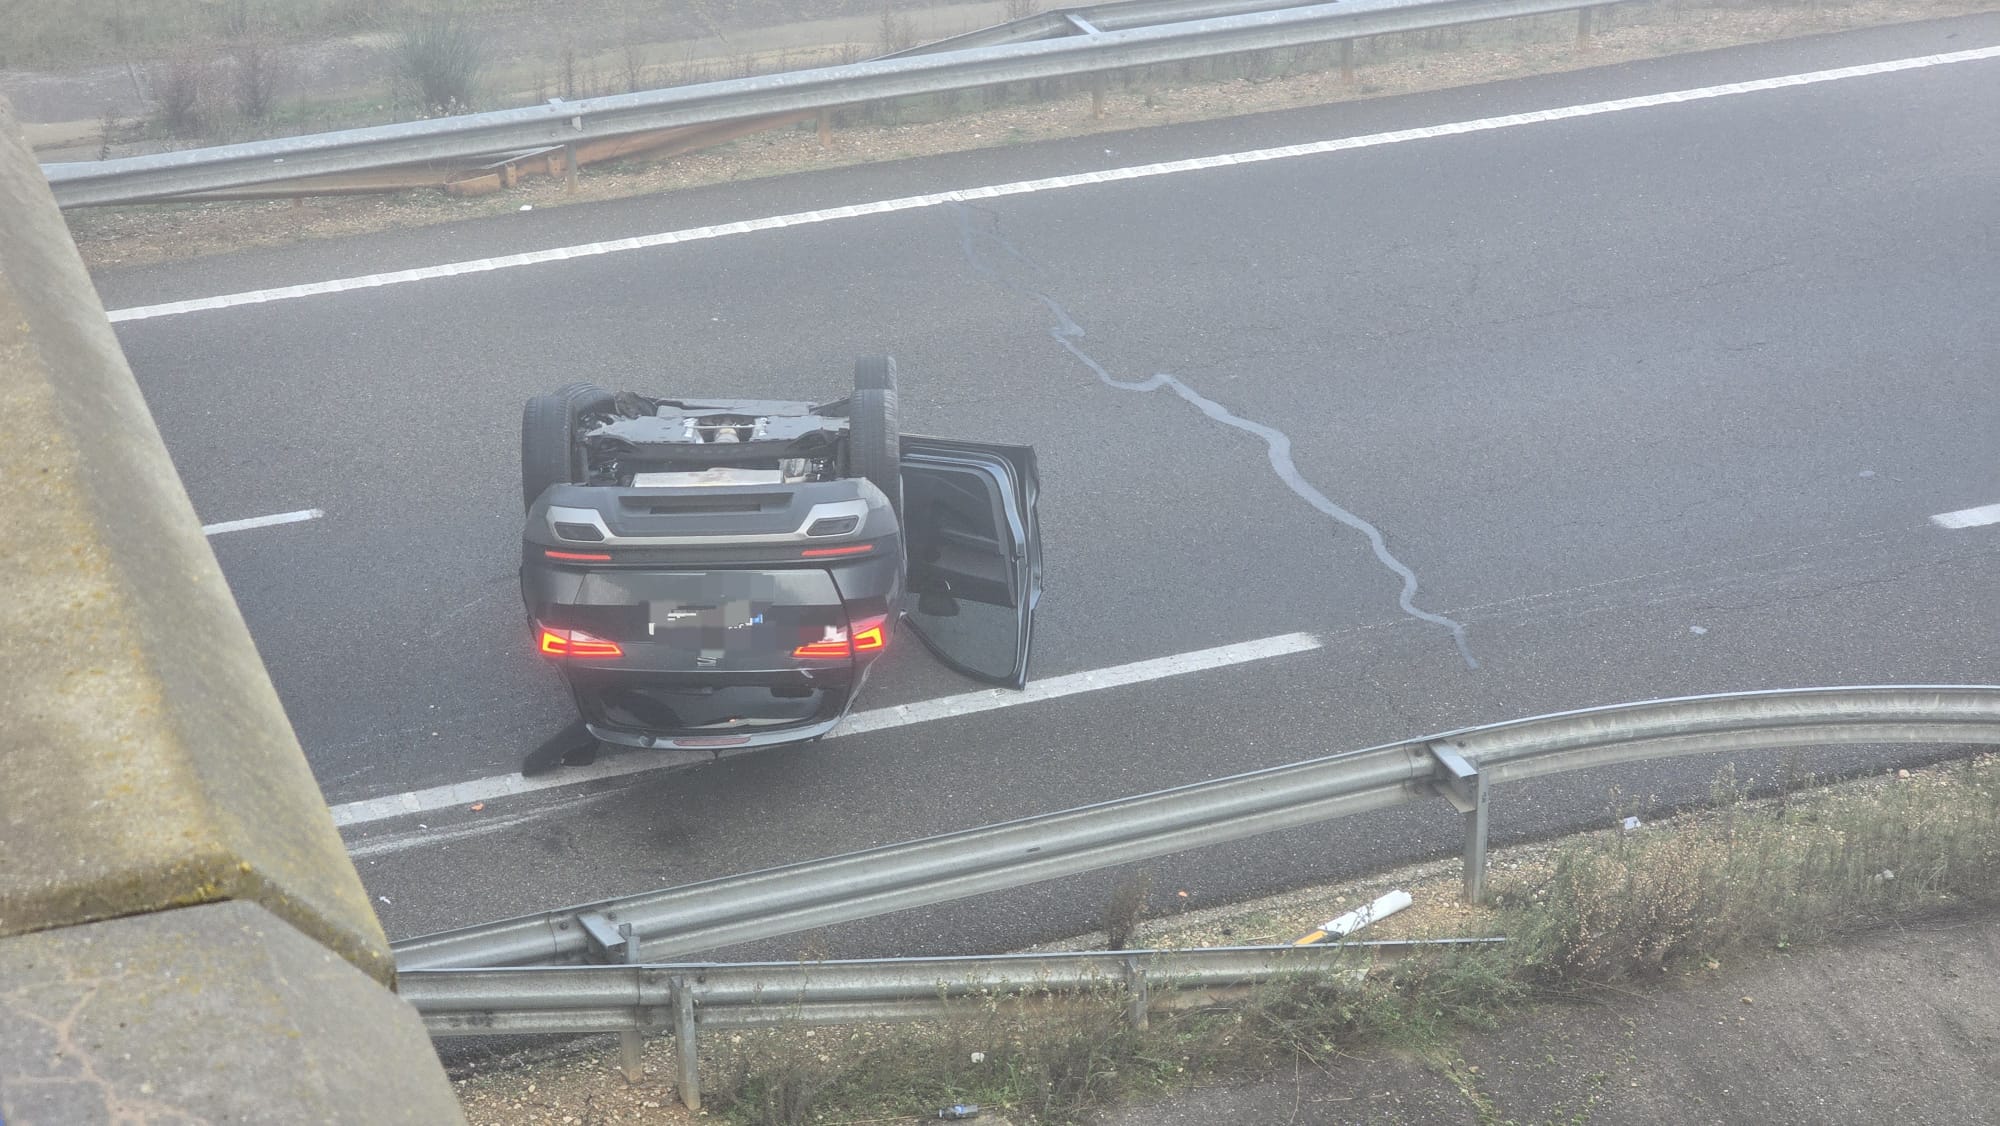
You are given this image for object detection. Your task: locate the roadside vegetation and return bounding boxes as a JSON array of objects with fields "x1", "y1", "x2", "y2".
[
  {"x1": 47, "y1": 0, "x2": 1998, "y2": 271},
  {"x1": 451, "y1": 752, "x2": 2000, "y2": 1124},
  {"x1": 25, "y1": 0, "x2": 1989, "y2": 154}
]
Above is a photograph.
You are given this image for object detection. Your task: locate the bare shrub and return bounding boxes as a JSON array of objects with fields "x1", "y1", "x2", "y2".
[
  {"x1": 393, "y1": 7, "x2": 487, "y2": 114},
  {"x1": 620, "y1": 40, "x2": 648, "y2": 93},
  {"x1": 96, "y1": 107, "x2": 122, "y2": 160},
  {"x1": 231, "y1": 36, "x2": 291, "y2": 122},
  {"x1": 148, "y1": 49, "x2": 223, "y2": 138},
  {"x1": 558, "y1": 39, "x2": 578, "y2": 100},
  {"x1": 1101, "y1": 870, "x2": 1153, "y2": 950},
  {"x1": 875, "y1": 5, "x2": 916, "y2": 55}
]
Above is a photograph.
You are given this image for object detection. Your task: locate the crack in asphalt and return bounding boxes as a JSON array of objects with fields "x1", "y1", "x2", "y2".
[{"x1": 951, "y1": 204, "x2": 1477, "y2": 669}]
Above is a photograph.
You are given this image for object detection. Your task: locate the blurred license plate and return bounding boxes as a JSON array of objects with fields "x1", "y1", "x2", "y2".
[{"x1": 650, "y1": 601, "x2": 767, "y2": 637}]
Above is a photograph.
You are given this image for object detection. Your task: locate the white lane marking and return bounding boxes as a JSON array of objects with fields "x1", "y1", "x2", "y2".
[
  {"x1": 344, "y1": 798, "x2": 605, "y2": 860},
  {"x1": 201, "y1": 507, "x2": 323, "y2": 536},
  {"x1": 329, "y1": 631, "x2": 1321, "y2": 829},
  {"x1": 1931, "y1": 502, "x2": 2000, "y2": 530},
  {"x1": 108, "y1": 46, "x2": 2000, "y2": 325}
]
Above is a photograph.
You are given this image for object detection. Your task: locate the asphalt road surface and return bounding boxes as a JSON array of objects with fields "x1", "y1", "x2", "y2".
[{"x1": 95, "y1": 13, "x2": 2000, "y2": 962}]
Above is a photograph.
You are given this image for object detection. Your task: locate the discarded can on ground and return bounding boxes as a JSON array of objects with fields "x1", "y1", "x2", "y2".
[{"x1": 937, "y1": 1105, "x2": 982, "y2": 1120}]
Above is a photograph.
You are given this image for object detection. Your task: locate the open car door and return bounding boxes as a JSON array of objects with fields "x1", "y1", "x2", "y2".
[{"x1": 897, "y1": 436, "x2": 1041, "y2": 688}]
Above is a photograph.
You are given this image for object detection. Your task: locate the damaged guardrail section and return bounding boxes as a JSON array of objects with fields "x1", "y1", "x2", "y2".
[{"x1": 0, "y1": 99, "x2": 462, "y2": 1123}]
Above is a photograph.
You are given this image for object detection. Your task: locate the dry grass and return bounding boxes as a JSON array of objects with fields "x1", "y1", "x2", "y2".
[
  {"x1": 1503, "y1": 756, "x2": 2000, "y2": 983},
  {"x1": 0, "y1": 0, "x2": 392, "y2": 69}
]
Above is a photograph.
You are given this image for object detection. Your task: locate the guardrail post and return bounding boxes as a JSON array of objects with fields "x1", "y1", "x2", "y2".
[
  {"x1": 619, "y1": 923, "x2": 645, "y2": 1083},
  {"x1": 1339, "y1": 39, "x2": 1355, "y2": 85},
  {"x1": 1428, "y1": 742, "x2": 1491, "y2": 905},
  {"x1": 672, "y1": 974, "x2": 700, "y2": 1111},
  {"x1": 563, "y1": 143, "x2": 580, "y2": 193},
  {"x1": 1123, "y1": 954, "x2": 1149, "y2": 1031},
  {"x1": 1576, "y1": 6, "x2": 1594, "y2": 51},
  {"x1": 1091, "y1": 74, "x2": 1107, "y2": 119},
  {"x1": 817, "y1": 107, "x2": 833, "y2": 147}
]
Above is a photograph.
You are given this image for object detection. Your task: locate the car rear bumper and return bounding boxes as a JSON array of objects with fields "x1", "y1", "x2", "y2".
[{"x1": 585, "y1": 714, "x2": 845, "y2": 751}]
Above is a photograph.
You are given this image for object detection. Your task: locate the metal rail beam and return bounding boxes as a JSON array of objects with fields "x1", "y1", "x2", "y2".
[
  {"x1": 44, "y1": 0, "x2": 1630, "y2": 207},
  {"x1": 391, "y1": 686, "x2": 2000, "y2": 971},
  {"x1": 404, "y1": 939, "x2": 1503, "y2": 1109},
  {"x1": 401, "y1": 939, "x2": 1502, "y2": 1035}
]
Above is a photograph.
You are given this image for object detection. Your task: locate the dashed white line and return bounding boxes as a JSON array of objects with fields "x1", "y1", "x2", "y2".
[
  {"x1": 201, "y1": 508, "x2": 323, "y2": 536},
  {"x1": 107, "y1": 45, "x2": 2000, "y2": 325},
  {"x1": 329, "y1": 631, "x2": 1321, "y2": 830},
  {"x1": 1931, "y1": 502, "x2": 2000, "y2": 530}
]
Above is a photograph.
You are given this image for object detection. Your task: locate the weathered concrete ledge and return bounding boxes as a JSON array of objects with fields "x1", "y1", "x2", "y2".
[
  {"x1": 0, "y1": 97, "x2": 392, "y2": 984},
  {"x1": 0, "y1": 900, "x2": 464, "y2": 1123}
]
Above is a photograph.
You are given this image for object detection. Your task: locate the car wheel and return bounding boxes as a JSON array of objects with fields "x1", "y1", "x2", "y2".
[
  {"x1": 521, "y1": 393, "x2": 573, "y2": 512},
  {"x1": 847, "y1": 386, "x2": 901, "y2": 519},
  {"x1": 852, "y1": 355, "x2": 897, "y2": 393},
  {"x1": 555, "y1": 381, "x2": 616, "y2": 419},
  {"x1": 522, "y1": 384, "x2": 615, "y2": 511},
  {"x1": 556, "y1": 382, "x2": 615, "y2": 481}
]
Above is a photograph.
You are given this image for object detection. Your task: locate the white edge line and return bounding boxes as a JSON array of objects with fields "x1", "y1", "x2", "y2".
[
  {"x1": 107, "y1": 45, "x2": 2000, "y2": 325},
  {"x1": 1930, "y1": 502, "x2": 2000, "y2": 530},
  {"x1": 200, "y1": 507, "x2": 323, "y2": 536},
  {"x1": 330, "y1": 631, "x2": 1322, "y2": 831}
]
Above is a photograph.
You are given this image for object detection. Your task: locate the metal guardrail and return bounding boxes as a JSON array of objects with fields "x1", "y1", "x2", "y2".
[
  {"x1": 43, "y1": 0, "x2": 1632, "y2": 207},
  {"x1": 405, "y1": 939, "x2": 1493, "y2": 1034},
  {"x1": 403, "y1": 939, "x2": 1504, "y2": 1108},
  {"x1": 392, "y1": 686, "x2": 2000, "y2": 972}
]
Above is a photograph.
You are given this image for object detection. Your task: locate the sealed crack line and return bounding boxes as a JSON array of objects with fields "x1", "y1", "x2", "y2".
[{"x1": 952, "y1": 205, "x2": 1477, "y2": 669}]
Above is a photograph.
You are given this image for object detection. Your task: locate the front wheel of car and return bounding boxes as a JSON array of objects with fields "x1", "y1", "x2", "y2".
[{"x1": 847, "y1": 386, "x2": 901, "y2": 519}]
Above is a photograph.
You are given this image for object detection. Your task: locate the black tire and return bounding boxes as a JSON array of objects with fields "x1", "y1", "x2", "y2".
[
  {"x1": 557, "y1": 381, "x2": 615, "y2": 484},
  {"x1": 852, "y1": 355, "x2": 897, "y2": 393},
  {"x1": 847, "y1": 386, "x2": 901, "y2": 518},
  {"x1": 555, "y1": 381, "x2": 616, "y2": 419},
  {"x1": 521, "y1": 392, "x2": 573, "y2": 512},
  {"x1": 522, "y1": 384, "x2": 615, "y2": 511}
]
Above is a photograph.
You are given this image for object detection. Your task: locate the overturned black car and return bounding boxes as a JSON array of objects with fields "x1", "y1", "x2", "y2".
[{"x1": 519, "y1": 357, "x2": 1041, "y2": 757}]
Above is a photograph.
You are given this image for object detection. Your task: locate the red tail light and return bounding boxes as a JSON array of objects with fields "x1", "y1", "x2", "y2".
[
  {"x1": 852, "y1": 620, "x2": 886, "y2": 653},
  {"x1": 544, "y1": 550, "x2": 612, "y2": 562},
  {"x1": 538, "y1": 627, "x2": 623, "y2": 659},
  {"x1": 801, "y1": 544, "x2": 873, "y2": 558},
  {"x1": 793, "y1": 614, "x2": 889, "y2": 660}
]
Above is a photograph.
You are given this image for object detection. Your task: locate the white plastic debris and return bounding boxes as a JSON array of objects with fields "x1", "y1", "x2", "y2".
[
  {"x1": 1622, "y1": 816, "x2": 1643, "y2": 831},
  {"x1": 519, "y1": 204, "x2": 533, "y2": 212},
  {"x1": 1689, "y1": 625, "x2": 1708, "y2": 635},
  {"x1": 1320, "y1": 889, "x2": 1412, "y2": 937}
]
